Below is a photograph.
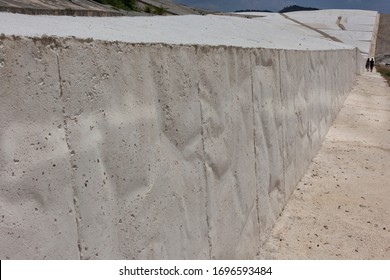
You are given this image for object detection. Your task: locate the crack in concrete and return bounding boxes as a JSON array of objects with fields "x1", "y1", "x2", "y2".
[
  {"x1": 56, "y1": 54, "x2": 83, "y2": 260},
  {"x1": 197, "y1": 84, "x2": 213, "y2": 259},
  {"x1": 56, "y1": 55, "x2": 63, "y2": 98}
]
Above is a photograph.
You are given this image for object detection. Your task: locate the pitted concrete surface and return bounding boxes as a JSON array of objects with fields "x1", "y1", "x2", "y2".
[
  {"x1": 0, "y1": 36, "x2": 358, "y2": 259},
  {"x1": 0, "y1": 9, "x2": 375, "y2": 259},
  {"x1": 260, "y1": 71, "x2": 390, "y2": 259}
]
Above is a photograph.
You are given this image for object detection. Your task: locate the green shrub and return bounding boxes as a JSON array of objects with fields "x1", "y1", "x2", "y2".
[
  {"x1": 144, "y1": 5, "x2": 152, "y2": 13},
  {"x1": 377, "y1": 65, "x2": 390, "y2": 87},
  {"x1": 94, "y1": 0, "x2": 138, "y2": 11},
  {"x1": 153, "y1": 5, "x2": 167, "y2": 15}
]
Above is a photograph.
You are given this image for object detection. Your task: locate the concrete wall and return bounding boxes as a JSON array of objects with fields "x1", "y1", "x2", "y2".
[
  {"x1": 0, "y1": 36, "x2": 359, "y2": 259},
  {"x1": 375, "y1": 14, "x2": 390, "y2": 65}
]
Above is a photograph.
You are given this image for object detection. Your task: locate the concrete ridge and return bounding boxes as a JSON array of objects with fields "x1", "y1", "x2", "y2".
[{"x1": 0, "y1": 33, "x2": 357, "y2": 53}]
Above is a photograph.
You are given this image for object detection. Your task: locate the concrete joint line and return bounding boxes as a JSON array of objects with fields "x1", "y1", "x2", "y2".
[
  {"x1": 56, "y1": 54, "x2": 83, "y2": 260},
  {"x1": 197, "y1": 84, "x2": 213, "y2": 259},
  {"x1": 278, "y1": 50, "x2": 287, "y2": 204},
  {"x1": 281, "y1": 13, "x2": 343, "y2": 43},
  {"x1": 249, "y1": 53, "x2": 261, "y2": 251}
]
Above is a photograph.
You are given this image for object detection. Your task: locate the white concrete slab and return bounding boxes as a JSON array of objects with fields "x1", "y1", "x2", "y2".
[
  {"x1": 0, "y1": 12, "x2": 352, "y2": 50},
  {"x1": 286, "y1": 10, "x2": 378, "y2": 56}
]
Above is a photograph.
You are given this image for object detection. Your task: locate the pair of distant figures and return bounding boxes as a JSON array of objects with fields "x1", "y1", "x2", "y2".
[{"x1": 365, "y1": 58, "x2": 375, "y2": 72}]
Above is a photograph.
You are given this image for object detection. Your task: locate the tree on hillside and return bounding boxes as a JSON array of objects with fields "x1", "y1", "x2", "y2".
[
  {"x1": 279, "y1": 5, "x2": 319, "y2": 13},
  {"x1": 235, "y1": 9, "x2": 273, "y2": 13},
  {"x1": 94, "y1": 0, "x2": 138, "y2": 11}
]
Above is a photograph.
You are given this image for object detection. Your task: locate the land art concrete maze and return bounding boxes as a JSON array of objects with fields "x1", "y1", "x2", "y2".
[{"x1": 0, "y1": 8, "x2": 379, "y2": 259}]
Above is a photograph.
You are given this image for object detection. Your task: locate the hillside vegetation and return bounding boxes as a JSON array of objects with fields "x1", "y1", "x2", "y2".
[
  {"x1": 377, "y1": 66, "x2": 390, "y2": 86},
  {"x1": 235, "y1": 5, "x2": 319, "y2": 13},
  {"x1": 94, "y1": 0, "x2": 138, "y2": 11},
  {"x1": 279, "y1": 5, "x2": 319, "y2": 13}
]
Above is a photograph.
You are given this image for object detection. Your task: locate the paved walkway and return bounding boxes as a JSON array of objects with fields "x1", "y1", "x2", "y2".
[{"x1": 260, "y1": 70, "x2": 390, "y2": 259}]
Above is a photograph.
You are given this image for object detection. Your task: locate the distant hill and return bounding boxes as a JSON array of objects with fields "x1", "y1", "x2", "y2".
[
  {"x1": 94, "y1": 0, "x2": 208, "y2": 15},
  {"x1": 279, "y1": 5, "x2": 319, "y2": 13},
  {"x1": 235, "y1": 9, "x2": 273, "y2": 13}
]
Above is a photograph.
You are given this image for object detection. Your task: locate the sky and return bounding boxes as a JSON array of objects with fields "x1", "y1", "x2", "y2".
[{"x1": 174, "y1": 0, "x2": 390, "y2": 14}]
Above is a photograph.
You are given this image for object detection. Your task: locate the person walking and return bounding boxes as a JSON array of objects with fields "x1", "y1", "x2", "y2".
[
  {"x1": 366, "y1": 58, "x2": 370, "y2": 71},
  {"x1": 369, "y1": 58, "x2": 375, "y2": 72}
]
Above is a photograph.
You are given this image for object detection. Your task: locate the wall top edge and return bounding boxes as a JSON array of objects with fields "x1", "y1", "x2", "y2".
[{"x1": 0, "y1": 34, "x2": 357, "y2": 53}]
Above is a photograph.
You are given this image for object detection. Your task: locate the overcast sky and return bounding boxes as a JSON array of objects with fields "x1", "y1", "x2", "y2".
[{"x1": 174, "y1": 0, "x2": 390, "y2": 13}]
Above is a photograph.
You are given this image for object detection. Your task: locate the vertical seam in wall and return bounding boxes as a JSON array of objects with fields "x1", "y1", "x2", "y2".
[
  {"x1": 278, "y1": 50, "x2": 287, "y2": 202},
  {"x1": 356, "y1": 48, "x2": 358, "y2": 75},
  {"x1": 197, "y1": 84, "x2": 213, "y2": 259},
  {"x1": 249, "y1": 52, "x2": 261, "y2": 252},
  {"x1": 56, "y1": 53, "x2": 82, "y2": 260}
]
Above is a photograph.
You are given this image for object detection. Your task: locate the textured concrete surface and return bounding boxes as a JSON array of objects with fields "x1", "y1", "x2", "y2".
[
  {"x1": 0, "y1": 9, "x2": 375, "y2": 259},
  {"x1": 0, "y1": 35, "x2": 359, "y2": 259},
  {"x1": 0, "y1": 36, "x2": 80, "y2": 259}
]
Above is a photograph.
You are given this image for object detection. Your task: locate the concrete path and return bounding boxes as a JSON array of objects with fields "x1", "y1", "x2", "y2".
[{"x1": 260, "y1": 70, "x2": 390, "y2": 259}]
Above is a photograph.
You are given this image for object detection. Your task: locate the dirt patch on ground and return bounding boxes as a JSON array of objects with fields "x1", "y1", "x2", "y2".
[{"x1": 260, "y1": 71, "x2": 390, "y2": 259}]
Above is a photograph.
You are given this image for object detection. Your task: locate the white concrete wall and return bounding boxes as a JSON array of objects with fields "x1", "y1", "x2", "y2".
[{"x1": 0, "y1": 36, "x2": 359, "y2": 259}]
